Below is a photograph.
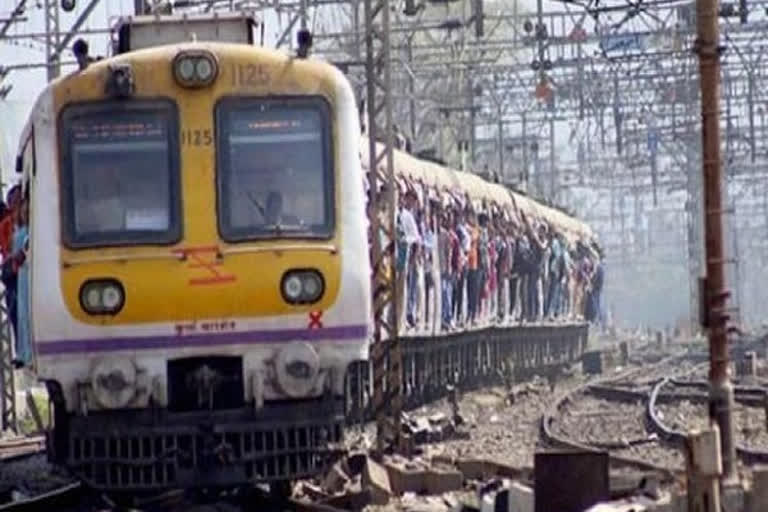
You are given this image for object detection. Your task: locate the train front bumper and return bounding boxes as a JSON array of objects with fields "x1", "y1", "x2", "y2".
[{"x1": 51, "y1": 396, "x2": 345, "y2": 490}]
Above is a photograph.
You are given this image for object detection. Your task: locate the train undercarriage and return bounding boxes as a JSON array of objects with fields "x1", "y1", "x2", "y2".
[{"x1": 43, "y1": 323, "x2": 588, "y2": 493}]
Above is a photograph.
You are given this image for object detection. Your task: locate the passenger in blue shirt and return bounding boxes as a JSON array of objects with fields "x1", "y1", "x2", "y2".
[{"x1": 12, "y1": 195, "x2": 30, "y2": 368}]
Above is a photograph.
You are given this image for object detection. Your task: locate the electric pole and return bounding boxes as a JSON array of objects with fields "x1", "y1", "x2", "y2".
[{"x1": 695, "y1": 0, "x2": 737, "y2": 481}]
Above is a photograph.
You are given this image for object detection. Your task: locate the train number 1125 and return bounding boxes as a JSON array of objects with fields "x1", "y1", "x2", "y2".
[{"x1": 180, "y1": 129, "x2": 212, "y2": 146}]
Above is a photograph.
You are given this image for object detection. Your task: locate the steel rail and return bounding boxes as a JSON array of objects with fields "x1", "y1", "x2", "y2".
[
  {"x1": 0, "y1": 483, "x2": 83, "y2": 512},
  {"x1": 647, "y1": 379, "x2": 768, "y2": 464}
]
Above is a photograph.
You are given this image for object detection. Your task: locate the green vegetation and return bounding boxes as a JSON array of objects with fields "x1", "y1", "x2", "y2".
[{"x1": 18, "y1": 392, "x2": 50, "y2": 435}]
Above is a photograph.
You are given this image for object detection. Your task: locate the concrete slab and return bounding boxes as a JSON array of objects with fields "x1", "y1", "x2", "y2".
[
  {"x1": 363, "y1": 457, "x2": 392, "y2": 505},
  {"x1": 509, "y1": 481, "x2": 534, "y2": 512}
]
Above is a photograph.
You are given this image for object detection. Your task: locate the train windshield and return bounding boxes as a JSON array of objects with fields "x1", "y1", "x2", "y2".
[
  {"x1": 60, "y1": 101, "x2": 181, "y2": 247},
  {"x1": 216, "y1": 97, "x2": 334, "y2": 241}
]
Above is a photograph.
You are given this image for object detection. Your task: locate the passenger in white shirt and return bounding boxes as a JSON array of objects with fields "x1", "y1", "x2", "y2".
[{"x1": 396, "y1": 189, "x2": 421, "y2": 331}]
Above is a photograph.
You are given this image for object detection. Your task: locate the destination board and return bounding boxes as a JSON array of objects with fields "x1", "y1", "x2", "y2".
[
  {"x1": 229, "y1": 107, "x2": 321, "y2": 138},
  {"x1": 70, "y1": 114, "x2": 167, "y2": 143}
]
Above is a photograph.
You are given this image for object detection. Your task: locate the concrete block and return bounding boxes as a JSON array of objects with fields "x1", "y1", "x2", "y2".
[
  {"x1": 384, "y1": 458, "x2": 427, "y2": 494},
  {"x1": 721, "y1": 481, "x2": 744, "y2": 512},
  {"x1": 582, "y1": 351, "x2": 604, "y2": 375},
  {"x1": 534, "y1": 450, "x2": 609, "y2": 512},
  {"x1": 424, "y1": 466, "x2": 463, "y2": 495},
  {"x1": 509, "y1": 481, "x2": 534, "y2": 512},
  {"x1": 321, "y1": 462, "x2": 350, "y2": 493},
  {"x1": 455, "y1": 458, "x2": 495, "y2": 481},
  {"x1": 322, "y1": 487, "x2": 372, "y2": 510},
  {"x1": 686, "y1": 427, "x2": 722, "y2": 477},
  {"x1": 478, "y1": 481, "x2": 533, "y2": 512},
  {"x1": 479, "y1": 481, "x2": 505, "y2": 512},
  {"x1": 494, "y1": 462, "x2": 531, "y2": 481},
  {"x1": 747, "y1": 465, "x2": 768, "y2": 512},
  {"x1": 479, "y1": 492, "x2": 496, "y2": 512},
  {"x1": 450, "y1": 458, "x2": 528, "y2": 482},
  {"x1": 362, "y1": 457, "x2": 391, "y2": 505}
]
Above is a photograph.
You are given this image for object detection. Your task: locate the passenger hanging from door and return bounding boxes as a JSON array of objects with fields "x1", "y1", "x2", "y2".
[
  {"x1": 9, "y1": 187, "x2": 30, "y2": 368},
  {"x1": 0, "y1": 185, "x2": 21, "y2": 358}
]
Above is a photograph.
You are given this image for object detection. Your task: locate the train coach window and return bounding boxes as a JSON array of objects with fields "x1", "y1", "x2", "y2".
[
  {"x1": 215, "y1": 96, "x2": 334, "y2": 241},
  {"x1": 59, "y1": 101, "x2": 181, "y2": 247}
]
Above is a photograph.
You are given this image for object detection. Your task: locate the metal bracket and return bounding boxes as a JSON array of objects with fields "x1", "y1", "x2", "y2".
[{"x1": 699, "y1": 276, "x2": 709, "y2": 329}]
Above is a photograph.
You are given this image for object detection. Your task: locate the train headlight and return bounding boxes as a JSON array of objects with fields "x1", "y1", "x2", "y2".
[
  {"x1": 195, "y1": 58, "x2": 215, "y2": 82},
  {"x1": 79, "y1": 279, "x2": 125, "y2": 315},
  {"x1": 283, "y1": 275, "x2": 303, "y2": 302},
  {"x1": 102, "y1": 285, "x2": 123, "y2": 310},
  {"x1": 177, "y1": 58, "x2": 195, "y2": 82},
  {"x1": 302, "y1": 273, "x2": 323, "y2": 301},
  {"x1": 172, "y1": 50, "x2": 218, "y2": 88},
  {"x1": 84, "y1": 287, "x2": 102, "y2": 311},
  {"x1": 280, "y1": 270, "x2": 325, "y2": 305},
  {"x1": 91, "y1": 358, "x2": 137, "y2": 409}
]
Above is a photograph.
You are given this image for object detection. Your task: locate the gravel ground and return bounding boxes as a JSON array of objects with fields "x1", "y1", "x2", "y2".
[
  {"x1": 413, "y1": 375, "x2": 585, "y2": 468},
  {"x1": 359, "y1": 375, "x2": 586, "y2": 511},
  {"x1": 0, "y1": 452, "x2": 75, "y2": 498}
]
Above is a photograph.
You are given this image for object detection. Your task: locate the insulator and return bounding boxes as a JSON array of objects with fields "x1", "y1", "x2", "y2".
[{"x1": 523, "y1": 20, "x2": 533, "y2": 33}]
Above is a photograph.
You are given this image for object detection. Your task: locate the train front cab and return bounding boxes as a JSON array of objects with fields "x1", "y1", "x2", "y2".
[{"x1": 26, "y1": 43, "x2": 370, "y2": 491}]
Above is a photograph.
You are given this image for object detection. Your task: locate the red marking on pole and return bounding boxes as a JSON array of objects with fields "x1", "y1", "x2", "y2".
[
  {"x1": 174, "y1": 246, "x2": 237, "y2": 286},
  {"x1": 309, "y1": 311, "x2": 324, "y2": 329}
]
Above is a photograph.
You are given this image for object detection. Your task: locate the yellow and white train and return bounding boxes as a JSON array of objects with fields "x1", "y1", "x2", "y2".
[
  {"x1": 14, "y1": 11, "x2": 598, "y2": 493},
  {"x1": 18, "y1": 13, "x2": 370, "y2": 489}
]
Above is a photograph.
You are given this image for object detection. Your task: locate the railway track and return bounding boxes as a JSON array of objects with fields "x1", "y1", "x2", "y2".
[
  {"x1": 648, "y1": 378, "x2": 768, "y2": 464},
  {"x1": 0, "y1": 482, "x2": 352, "y2": 512},
  {"x1": 539, "y1": 351, "x2": 692, "y2": 481},
  {"x1": 0, "y1": 483, "x2": 83, "y2": 512},
  {"x1": 541, "y1": 341, "x2": 768, "y2": 488}
]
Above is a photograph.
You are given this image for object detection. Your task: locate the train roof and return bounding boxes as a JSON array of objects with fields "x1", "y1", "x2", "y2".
[{"x1": 361, "y1": 137, "x2": 597, "y2": 245}]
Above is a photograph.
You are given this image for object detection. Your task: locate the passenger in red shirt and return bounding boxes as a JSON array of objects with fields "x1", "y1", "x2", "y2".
[{"x1": 1, "y1": 184, "x2": 22, "y2": 350}]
